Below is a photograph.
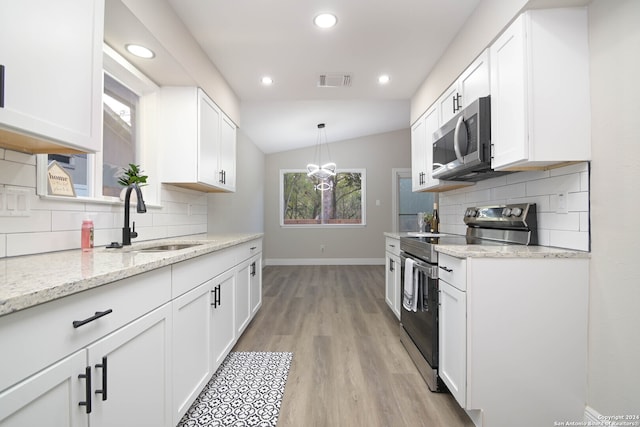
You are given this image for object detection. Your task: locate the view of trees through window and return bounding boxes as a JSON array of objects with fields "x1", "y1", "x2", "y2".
[{"x1": 282, "y1": 170, "x2": 365, "y2": 225}]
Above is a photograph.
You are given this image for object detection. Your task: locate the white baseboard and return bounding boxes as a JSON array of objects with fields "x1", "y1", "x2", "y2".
[{"x1": 264, "y1": 258, "x2": 384, "y2": 266}]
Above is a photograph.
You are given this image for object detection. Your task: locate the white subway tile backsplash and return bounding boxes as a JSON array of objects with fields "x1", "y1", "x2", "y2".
[
  {"x1": 525, "y1": 173, "x2": 582, "y2": 196},
  {"x1": 491, "y1": 182, "x2": 526, "y2": 200},
  {"x1": 538, "y1": 212, "x2": 581, "y2": 231},
  {"x1": 568, "y1": 191, "x2": 589, "y2": 211},
  {"x1": 548, "y1": 230, "x2": 589, "y2": 251},
  {"x1": 439, "y1": 163, "x2": 590, "y2": 251},
  {"x1": 0, "y1": 150, "x2": 208, "y2": 258}
]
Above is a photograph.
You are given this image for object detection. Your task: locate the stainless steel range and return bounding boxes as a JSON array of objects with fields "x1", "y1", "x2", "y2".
[{"x1": 399, "y1": 203, "x2": 537, "y2": 392}]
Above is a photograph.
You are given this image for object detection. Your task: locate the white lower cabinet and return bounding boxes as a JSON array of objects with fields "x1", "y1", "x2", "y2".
[
  {"x1": 86, "y1": 304, "x2": 172, "y2": 427},
  {"x1": 0, "y1": 237, "x2": 263, "y2": 427},
  {"x1": 235, "y1": 259, "x2": 251, "y2": 337},
  {"x1": 0, "y1": 350, "x2": 88, "y2": 427},
  {"x1": 438, "y1": 281, "x2": 467, "y2": 407},
  {"x1": 210, "y1": 269, "x2": 236, "y2": 372},
  {"x1": 172, "y1": 281, "x2": 213, "y2": 424},
  {"x1": 0, "y1": 304, "x2": 172, "y2": 427},
  {"x1": 437, "y1": 253, "x2": 589, "y2": 427},
  {"x1": 249, "y1": 255, "x2": 262, "y2": 316},
  {"x1": 384, "y1": 236, "x2": 401, "y2": 319}
]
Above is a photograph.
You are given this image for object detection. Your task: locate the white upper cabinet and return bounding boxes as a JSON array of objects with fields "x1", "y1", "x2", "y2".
[
  {"x1": 437, "y1": 50, "x2": 490, "y2": 126},
  {"x1": 0, "y1": 0, "x2": 103, "y2": 154},
  {"x1": 490, "y1": 8, "x2": 590, "y2": 171},
  {"x1": 159, "y1": 87, "x2": 236, "y2": 193},
  {"x1": 411, "y1": 50, "x2": 489, "y2": 192}
]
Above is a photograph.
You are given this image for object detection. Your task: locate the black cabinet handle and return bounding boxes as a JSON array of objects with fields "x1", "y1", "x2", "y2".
[
  {"x1": 390, "y1": 259, "x2": 395, "y2": 272},
  {"x1": 0, "y1": 64, "x2": 5, "y2": 108},
  {"x1": 95, "y1": 357, "x2": 107, "y2": 401},
  {"x1": 216, "y1": 285, "x2": 221, "y2": 306},
  {"x1": 219, "y1": 170, "x2": 227, "y2": 184},
  {"x1": 72, "y1": 309, "x2": 113, "y2": 328},
  {"x1": 251, "y1": 262, "x2": 256, "y2": 277},
  {"x1": 439, "y1": 266, "x2": 453, "y2": 273},
  {"x1": 78, "y1": 366, "x2": 92, "y2": 414},
  {"x1": 211, "y1": 285, "x2": 222, "y2": 308}
]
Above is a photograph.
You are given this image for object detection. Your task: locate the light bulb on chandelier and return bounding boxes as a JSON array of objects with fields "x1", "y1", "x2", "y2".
[{"x1": 306, "y1": 123, "x2": 336, "y2": 190}]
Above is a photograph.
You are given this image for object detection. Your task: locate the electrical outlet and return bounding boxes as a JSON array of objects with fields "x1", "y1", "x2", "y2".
[{"x1": 556, "y1": 192, "x2": 568, "y2": 214}]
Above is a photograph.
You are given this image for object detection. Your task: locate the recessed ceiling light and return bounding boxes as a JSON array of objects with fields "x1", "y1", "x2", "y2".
[
  {"x1": 378, "y1": 74, "x2": 390, "y2": 84},
  {"x1": 261, "y1": 76, "x2": 273, "y2": 85},
  {"x1": 125, "y1": 44, "x2": 155, "y2": 59},
  {"x1": 314, "y1": 13, "x2": 337, "y2": 29}
]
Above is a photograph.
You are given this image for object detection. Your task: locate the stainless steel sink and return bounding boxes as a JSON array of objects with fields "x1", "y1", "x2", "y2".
[{"x1": 135, "y1": 243, "x2": 205, "y2": 252}]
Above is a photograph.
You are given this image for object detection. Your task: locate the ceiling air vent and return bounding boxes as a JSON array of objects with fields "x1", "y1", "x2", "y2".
[{"x1": 318, "y1": 73, "x2": 352, "y2": 88}]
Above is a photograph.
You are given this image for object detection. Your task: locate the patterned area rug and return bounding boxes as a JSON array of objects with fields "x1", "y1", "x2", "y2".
[{"x1": 178, "y1": 352, "x2": 293, "y2": 427}]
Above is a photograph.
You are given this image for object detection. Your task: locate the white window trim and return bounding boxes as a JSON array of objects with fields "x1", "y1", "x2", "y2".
[
  {"x1": 36, "y1": 44, "x2": 160, "y2": 206},
  {"x1": 279, "y1": 168, "x2": 367, "y2": 228}
]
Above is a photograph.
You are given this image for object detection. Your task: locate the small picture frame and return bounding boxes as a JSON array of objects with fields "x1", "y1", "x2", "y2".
[{"x1": 47, "y1": 160, "x2": 77, "y2": 197}]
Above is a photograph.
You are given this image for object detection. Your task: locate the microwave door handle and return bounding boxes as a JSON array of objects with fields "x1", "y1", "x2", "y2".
[{"x1": 453, "y1": 115, "x2": 465, "y2": 163}]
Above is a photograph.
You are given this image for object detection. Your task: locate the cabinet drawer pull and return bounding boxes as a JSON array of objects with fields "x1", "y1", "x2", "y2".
[
  {"x1": 72, "y1": 309, "x2": 113, "y2": 328},
  {"x1": 78, "y1": 366, "x2": 92, "y2": 414},
  {"x1": 95, "y1": 357, "x2": 108, "y2": 401},
  {"x1": 250, "y1": 246, "x2": 257, "y2": 250},
  {"x1": 439, "y1": 266, "x2": 453, "y2": 273}
]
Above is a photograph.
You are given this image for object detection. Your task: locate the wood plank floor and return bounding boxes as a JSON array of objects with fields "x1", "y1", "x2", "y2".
[{"x1": 233, "y1": 265, "x2": 474, "y2": 427}]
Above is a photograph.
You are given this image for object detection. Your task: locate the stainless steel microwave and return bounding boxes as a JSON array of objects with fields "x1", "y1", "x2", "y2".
[{"x1": 432, "y1": 96, "x2": 507, "y2": 182}]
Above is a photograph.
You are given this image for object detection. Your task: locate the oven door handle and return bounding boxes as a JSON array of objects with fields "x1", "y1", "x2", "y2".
[{"x1": 400, "y1": 252, "x2": 438, "y2": 279}]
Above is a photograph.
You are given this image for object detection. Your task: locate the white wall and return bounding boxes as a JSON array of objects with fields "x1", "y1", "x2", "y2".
[
  {"x1": 0, "y1": 148, "x2": 207, "y2": 258},
  {"x1": 263, "y1": 129, "x2": 410, "y2": 264},
  {"x1": 208, "y1": 129, "x2": 265, "y2": 234},
  {"x1": 587, "y1": 0, "x2": 640, "y2": 414}
]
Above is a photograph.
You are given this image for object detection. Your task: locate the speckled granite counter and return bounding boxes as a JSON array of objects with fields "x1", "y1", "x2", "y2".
[
  {"x1": 435, "y1": 244, "x2": 590, "y2": 259},
  {"x1": 0, "y1": 233, "x2": 263, "y2": 317}
]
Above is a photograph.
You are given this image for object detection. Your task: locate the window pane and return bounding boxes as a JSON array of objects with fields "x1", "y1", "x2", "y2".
[
  {"x1": 103, "y1": 73, "x2": 137, "y2": 197},
  {"x1": 282, "y1": 171, "x2": 364, "y2": 225},
  {"x1": 46, "y1": 154, "x2": 89, "y2": 196}
]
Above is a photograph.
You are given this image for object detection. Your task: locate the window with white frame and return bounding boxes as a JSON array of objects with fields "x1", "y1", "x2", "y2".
[
  {"x1": 39, "y1": 45, "x2": 157, "y2": 201},
  {"x1": 280, "y1": 169, "x2": 366, "y2": 227}
]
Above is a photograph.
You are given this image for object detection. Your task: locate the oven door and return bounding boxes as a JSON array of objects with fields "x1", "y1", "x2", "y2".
[{"x1": 400, "y1": 252, "x2": 439, "y2": 369}]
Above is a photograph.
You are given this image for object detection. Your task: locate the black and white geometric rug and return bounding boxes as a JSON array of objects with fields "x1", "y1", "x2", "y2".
[{"x1": 178, "y1": 351, "x2": 293, "y2": 427}]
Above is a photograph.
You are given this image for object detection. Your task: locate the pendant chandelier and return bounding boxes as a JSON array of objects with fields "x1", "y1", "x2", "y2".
[{"x1": 306, "y1": 123, "x2": 336, "y2": 191}]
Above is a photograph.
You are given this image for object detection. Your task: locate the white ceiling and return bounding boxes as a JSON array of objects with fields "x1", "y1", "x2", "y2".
[{"x1": 105, "y1": 0, "x2": 481, "y2": 153}]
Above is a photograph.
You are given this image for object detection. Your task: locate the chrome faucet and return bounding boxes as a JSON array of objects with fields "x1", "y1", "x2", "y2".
[{"x1": 122, "y1": 183, "x2": 146, "y2": 246}]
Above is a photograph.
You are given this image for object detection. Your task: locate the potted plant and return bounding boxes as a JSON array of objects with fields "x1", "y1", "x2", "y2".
[{"x1": 118, "y1": 163, "x2": 148, "y2": 201}]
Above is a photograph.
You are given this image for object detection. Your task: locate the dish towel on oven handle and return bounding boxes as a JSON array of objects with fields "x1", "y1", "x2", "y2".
[{"x1": 403, "y1": 258, "x2": 419, "y2": 312}]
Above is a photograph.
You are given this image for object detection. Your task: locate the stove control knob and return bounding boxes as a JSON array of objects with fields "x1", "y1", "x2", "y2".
[
  {"x1": 467, "y1": 209, "x2": 478, "y2": 217},
  {"x1": 502, "y1": 208, "x2": 512, "y2": 217},
  {"x1": 511, "y1": 207, "x2": 523, "y2": 217}
]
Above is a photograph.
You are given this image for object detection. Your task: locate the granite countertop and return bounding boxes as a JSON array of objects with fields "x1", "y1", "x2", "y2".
[
  {"x1": 385, "y1": 231, "x2": 589, "y2": 259},
  {"x1": 0, "y1": 233, "x2": 263, "y2": 317},
  {"x1": 435, "y1": 244, "x2": 590, "y2": 259}
]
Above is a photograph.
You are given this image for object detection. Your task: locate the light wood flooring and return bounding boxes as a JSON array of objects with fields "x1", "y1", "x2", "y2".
[{"x1": 233, "y1": 265, "x2": 474, "y2": 427}]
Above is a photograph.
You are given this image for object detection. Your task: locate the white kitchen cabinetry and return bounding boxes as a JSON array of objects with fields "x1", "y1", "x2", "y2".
[
  {"x1": 0, "y1": 268, "x2": 173, "y2": 427},
  {"x1": 159, "y1": 87, "x2": 236, "y2": 192},
  {"x1": 384, "y1": 236, "x2": 401, "y2": 319},
  {"x1": 249, "y1": 255, "x2": 263, "y2": 316},
  {"x1": 0, "y1": 350, "x2": 88, "y2": 426},
  {"x1": 437, "y1": 252, "x2": 589, "y2": 427},
  {"x1": 210, "y1": 269, "x2": 236, "y2": 372},
  {"x1": 411, "y1": 51, "x2": 488, "y2": 193},
  {"x1": 86, "y1": 304, "x2": 172, "y2": 427},
  {"x1": 235, "y1": 259, "x2": 251, "y2": 336},
  {"x1": 436, "y1": 50, "x2": 490, "y2": 126},
  {"x1": 172, "y1": 281, "x2": 213, "y2": 424},
  {"x1": 0, "y1": 0, "x2": 103, "y2": 154},
  {"x1": 489, "y1": 8, "x2": 590, "y2": 171},
  {"x1": 438, "y1": 278, "x2": 467, "y2": 407}
]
